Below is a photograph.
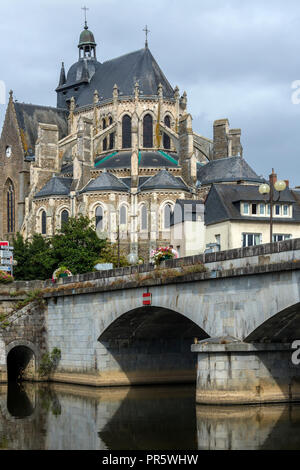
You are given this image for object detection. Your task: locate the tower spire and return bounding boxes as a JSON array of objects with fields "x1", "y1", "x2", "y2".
[
  {"x1": 58, "y1": 62, "x2": 66, "y2": 87},
  {"x1": 82, "y1": 5, "x2": 89, "y2": 29}
]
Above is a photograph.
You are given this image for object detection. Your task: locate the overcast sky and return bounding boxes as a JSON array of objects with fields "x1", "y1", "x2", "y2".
[{"x1": 1, "y1": 0, "x2": 300, "y2": 186}]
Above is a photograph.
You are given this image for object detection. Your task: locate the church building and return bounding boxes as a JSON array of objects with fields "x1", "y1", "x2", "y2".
[{"x1": 0, "y1": 19, "x2": 265, "y2": 260}]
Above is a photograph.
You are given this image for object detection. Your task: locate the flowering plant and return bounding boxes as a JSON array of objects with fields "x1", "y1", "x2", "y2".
[
  {"x1": 52, "y1": 266, "x2": 72, "y2": 283},
  {"x1": 0, "y1": 270, "x2": 13, "y2": 283},
  {"x1": 150, "y1": 246, "x2": 176, "y2": 266}
]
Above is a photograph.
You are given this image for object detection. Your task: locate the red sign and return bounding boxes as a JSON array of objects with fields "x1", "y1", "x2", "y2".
[
  {"x1": 143, "y1": 292, "x2": 152, "y2": 306},
  {"x1": 0, "y1": 241, "x2": 9, "y2": 247}
]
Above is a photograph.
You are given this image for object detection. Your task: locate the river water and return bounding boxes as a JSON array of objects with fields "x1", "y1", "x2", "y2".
[{"x1": 1, "y1": 382, "x2": 300, "y2": 450}]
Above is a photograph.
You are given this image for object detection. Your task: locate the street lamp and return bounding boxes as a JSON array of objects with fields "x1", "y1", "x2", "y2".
[{"x1": 259, "y1": 169, "x2": 287, "y2": 243}]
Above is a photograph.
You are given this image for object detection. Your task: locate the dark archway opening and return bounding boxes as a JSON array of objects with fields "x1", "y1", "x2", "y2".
[
  {"x1": 7, "y1": 346, "x2": 35, "y2": 383},
  {"x1": 98, "y1": 307, "x2": 209, "y2": 385}
]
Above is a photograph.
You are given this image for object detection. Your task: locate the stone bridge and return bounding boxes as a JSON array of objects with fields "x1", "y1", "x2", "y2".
[{"x1": 1, "y1": 239, "x2": 300, "y2": 404}]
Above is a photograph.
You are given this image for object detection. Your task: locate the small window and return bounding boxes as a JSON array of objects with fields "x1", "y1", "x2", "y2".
[
  {"x1": 283, "y1": 205, "x2": 289, "y2": 216},
  {"x1": 267, "y1": 204, "x2": 271, "y2": 215},
  {"x1": 120, "y1": 205, "x2": 127, "y2": 225},
  {"x1": 275, "y1": 205, "x2": 281, "y2": 216},
  {"x1": 259, "y1": 204, "x2": 265, "y2": 215},
  {"x1": 61, "y1": 210, "x2": 69, "y2": 227},
  {"x1": 251, "y1": 204, "x2": 257, "y2": 215},
  {"x1": 95, "y1": 206, "x2": 103, "y2": 230},
  {"x1": 242, "y1": 233, "x2": 261, "y2": 247},
  {"x1": 41, "y1": 210, "x2": 47, "y2": 235},
  {"x1": 273, "y1": 234, "x2": 292, "y2": 242}
]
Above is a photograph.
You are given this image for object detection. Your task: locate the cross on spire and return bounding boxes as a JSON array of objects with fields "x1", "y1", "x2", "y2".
[
  {"x1": 143, "y1": 25, "x2": 150, "y2": 48},
  {"x1": 82, "y1": 5, "x2": 89, "y2": 29}
]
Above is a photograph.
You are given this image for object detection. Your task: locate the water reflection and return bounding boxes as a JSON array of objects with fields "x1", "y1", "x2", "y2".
[
  {"x1": 7, "y1": 383, "x2": 34, "y2": 418},
  {"x1": 1, "y1": 382, "x2": 300, "y2": 449}
]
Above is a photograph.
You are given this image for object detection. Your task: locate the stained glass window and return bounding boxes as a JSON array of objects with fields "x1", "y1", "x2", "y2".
[
  {"x1": 6, "y1": 181, "x2": 14, "y2": 233},
  {"x1": 61, "y1": 210, "x2": 69, "y2": 227},
  {"x1": 120, "y1": 205, "x2": 127, "y2": 225},
  {"x1": 95, "y1": 206, "x2": 103, "y2": 230},
  {"x1": 141, "y1": 205, "x2": 147, "y2": 230},
  {"x1": 163, "y1": 115, "x2": 171, "y2": 149},
  {"x1": 41, "y1": 211, "x2": 47, "y2": 235},
  {"x1": 122, "y1": 115, "x2": 132, "y2": 149},
  {"x1": 143, "y1": 114, "x2": 153, "y2": 148},
  {"x1": 164, "y1": 204, "x2": 172, "y2": 229}
]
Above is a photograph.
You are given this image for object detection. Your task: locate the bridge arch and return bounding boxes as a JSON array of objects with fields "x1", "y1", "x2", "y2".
[
  {"x1": 6, "y1": 340, "x2": 37, "y2": 383},
  {"x1": 97, "y1": 306, "x2": 209, "y2": 385},
  {"x1": 245, "y1": 302, "x2": 300, "y2": 343}
]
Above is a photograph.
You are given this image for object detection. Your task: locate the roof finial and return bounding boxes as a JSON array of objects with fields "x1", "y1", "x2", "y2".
[
  {"x1": 143, "y1": 25, "x2": 150, "y2": 48},
  {"x1": 82, "y1": 5, "x2": 89, "y2": 29}
]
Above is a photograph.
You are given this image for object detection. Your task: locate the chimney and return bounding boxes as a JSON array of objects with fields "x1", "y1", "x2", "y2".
[
  {"x1": 269, "y1": 169, "x2": 277, "y2": 186},
  {"x1": 213, "y1": 119, "x2": 229, "y2": 160}
]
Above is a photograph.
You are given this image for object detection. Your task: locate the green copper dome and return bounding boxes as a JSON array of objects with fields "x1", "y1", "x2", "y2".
[{"x1": 78, "y1": 26, "x2": 96, "y2": 47}]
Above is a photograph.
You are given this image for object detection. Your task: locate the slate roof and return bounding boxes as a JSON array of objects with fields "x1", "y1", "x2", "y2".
[
  {"x1": 94, "y1": 150, "x2": 178, "y2": 169},
  {"x1": 205, "y1": 184, "x2": 300, "y2": 225},
  {"x1": 81, "y1": 171, "x2": 130, "y2": 193},
  {"x1": 58, "y1": 47, "x2": 174, "y2": 108},
  {"x1": 197, "y1": 156, "x2": 264, "y2": 185},
  {"x1": 34, "y1": 177, "x2": 73, "y2": 198},
  {"x1": 14, "y1": 102, "x2": 68, "y2": 155},
  {"x1": 139, "y1": 169, "x2": 189, "y2": 192}
]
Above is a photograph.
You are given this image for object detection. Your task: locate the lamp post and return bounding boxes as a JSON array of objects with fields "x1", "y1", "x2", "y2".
[{"x1": 259, "y1": 169, "x2": 287, "y2": 243}]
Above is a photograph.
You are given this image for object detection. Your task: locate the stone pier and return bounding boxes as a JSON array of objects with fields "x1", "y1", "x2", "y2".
[{"x1": 192, "y1": 341, "x2": 300, "y2": 405}]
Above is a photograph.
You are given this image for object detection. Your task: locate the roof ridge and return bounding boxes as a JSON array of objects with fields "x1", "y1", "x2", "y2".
[
  {"x1": 14, "y1": 102, "x2": 67, "y2": 112},
  {"x1": 102, "y1": 48, "x2": 146, "y2": 65}
]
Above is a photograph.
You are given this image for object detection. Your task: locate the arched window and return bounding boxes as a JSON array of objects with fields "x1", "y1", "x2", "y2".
[
  {"x1": 122, "y1": 115, "x2": 132, "y2": 149},
  {"x1": 95, "y1": 206, "x2": 103, "y2": 230},
  {"x1": 103, "y1": 137, "x2": 107, "y2": 151},
  {"x1": 120, "y1": 205, "x2": 127, "y2": 225},
  {"x1": 61, "y1": 210, "x2": 69, "y2": 227},
  {"x1": 6, "y1": 180, "x2": 14, "y2": 233},
  {"x1": 143, "y1": 114, "x2": 153, "y2": 148},
  {"x1": 102, "y1": 118, "x2": 107, "y2": 130},
  {"x1": 108, "y1": 117, "x2": 114, "y2": 150},
  {"x1": 164, "y1": 203, "x2": 172, "y2": 229},
  {"x1": 41, "y1": 210, "x2": 47, "y2": 235},
  {"x1": 141, "y1": 205, "x2": 147, "y2": 230},
  {"x1": 163, "y1": 115, "x2": 171, "y2": 150},
  {"x1": 109, "y1": 133, "x2": 114, "y2": 150}
]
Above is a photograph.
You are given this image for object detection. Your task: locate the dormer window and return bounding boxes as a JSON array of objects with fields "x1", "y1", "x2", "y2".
[{"x1": 243, "y1": 203, "x2": 249, "y2": 215}]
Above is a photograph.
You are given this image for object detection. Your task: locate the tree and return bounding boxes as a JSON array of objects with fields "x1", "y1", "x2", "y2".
[
  {"x1": 13, "y1": 233, "x2": 55, "y2": 280},
  {"x1": 51, "y1": 215, "x2": 106, "y2": 275}
]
